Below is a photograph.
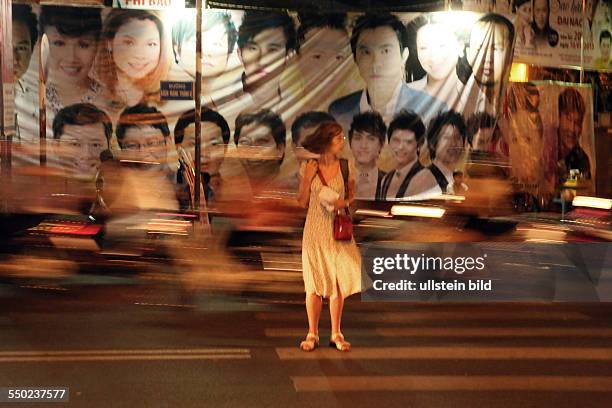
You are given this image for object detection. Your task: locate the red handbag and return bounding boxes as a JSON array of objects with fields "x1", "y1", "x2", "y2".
[
  {"x1": 318, "y1": 159, "x2": 353, "y2": 241},
  {"x1": 333, "y1": 209, "x2": 353, "y2": 241}
]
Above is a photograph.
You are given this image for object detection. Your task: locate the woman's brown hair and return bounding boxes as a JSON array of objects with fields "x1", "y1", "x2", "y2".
[
  {"x1": 300, "y1": 121, "x2": 342, "y2": 154},
  {"x1": 95, "y1": 9, "x2": 170, "y2": 103}
]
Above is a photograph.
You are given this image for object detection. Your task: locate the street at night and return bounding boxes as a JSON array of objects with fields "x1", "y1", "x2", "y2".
[
  {"x1": 2, "y1": 0, "x2": 611, "y2": 406},
  {"x1": 2, "y1": 277, "x2": 612, "y2": 407}
]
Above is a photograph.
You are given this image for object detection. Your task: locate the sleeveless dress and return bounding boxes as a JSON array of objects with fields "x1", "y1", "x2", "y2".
[{"x1": 300, "y1": 161, "x2": 362, "y2": 299}]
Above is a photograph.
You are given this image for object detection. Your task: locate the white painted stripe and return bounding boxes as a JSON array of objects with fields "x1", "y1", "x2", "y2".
[
  {"x1": 276, "y1": 346, "x2": 612, "y2": 360},
  {"x1": 292, "y1": 375, "x2": 612, "y2": 392},
  {"x1": 539, "y1": 262, "x2": 575, "y2": 268},
  {"x1": 0, "y1": 355, "x2": 251, "y2": 363},
  {"x1": 257, "y1": 311, "x2": 590, "y2": 322},
  {"x1": 265, "y1": 327, "x2": 612, "y2": 338},
  {"x1": 135, "y1": 302, "x2": 194, "y2": 308},
  {"x1": 376, "y1": 327, "x2": 612, "y2": 337},
  {"x1": 502, "y1": 263, "x2": 536, "y2": 268},
  {"x1": 0, "y1": 348, "x2": 250, "y2": 357},
  {"x1": 249, "y1": 299, "x2": 304, "y2": 306}
]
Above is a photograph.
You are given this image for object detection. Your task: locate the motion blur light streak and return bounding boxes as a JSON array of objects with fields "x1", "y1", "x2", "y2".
[
  {"x1": 390, "y1": 205, "x2": 446, "y2": 218},
  {"x1": 354, "y1": 209, "x2": 391, "y2": 218},
  {"x1": 441, "y1": 194, "x2": 466, "y2": 201},
  {"x1": 572, "y1": 196, "x2": 612, "y2": 210}
]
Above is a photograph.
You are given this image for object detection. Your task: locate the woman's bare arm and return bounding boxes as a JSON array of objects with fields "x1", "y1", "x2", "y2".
[{"x1": 297, "y1": 160, "x2": 318, "y2": 209}]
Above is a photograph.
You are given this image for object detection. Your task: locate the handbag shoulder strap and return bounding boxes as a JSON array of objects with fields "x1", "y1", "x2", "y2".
[
  {"x1": 339, "y1": 159, "x2": 351, "y2": 215},
  {"x1": 316, "y1": 167, "x2": 328, "y2": 186},
  {"x1": 318, "y1": 160, "x2": 347, "y2": 190},
  {"x1": 396, "y1": 161, "x2": 424, "y2": 198},
  {"x1": 429, "y1": 163, "x2": 449, "y2": 192},
  {"x1": 339, "y1": 158, "x2": 349, "y2": 198}
]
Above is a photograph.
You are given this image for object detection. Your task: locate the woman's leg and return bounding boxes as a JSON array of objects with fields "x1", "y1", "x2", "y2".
[
  {"x1": 329, "y1": 285, "x2": 344, "y2": 336},
  {"x1": 305, "y1": 293, "x2": 323, "y2": 334},
  {"x1": 300, "y1": 293, "x2": 322, "y2": 351},
  {"x1": 329, "y1": 281, "x2": 350, "y2": 350}
]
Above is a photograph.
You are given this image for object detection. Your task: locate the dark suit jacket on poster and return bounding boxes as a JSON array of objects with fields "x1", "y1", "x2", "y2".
[
  {"x1": 328, "y1": 82, "x2": 448, "y2": 129},
  {"x1": 564, "y1": 145, "x2": 591, "y2": 179}
]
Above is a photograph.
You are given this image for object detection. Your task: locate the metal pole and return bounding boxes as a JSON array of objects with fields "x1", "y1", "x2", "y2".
[
  {"x1": 39, "y1": 34, "x2": 46, "y2": 165},
  {"x1": 580, "y1": 0, "x2": 585, "y2": 83},
  {"x1": 0, "y1": 0, "x2": 13, "y2": 178},
  {"x1": 194, "y1": 0, "x2": 202, "y2": 209}
]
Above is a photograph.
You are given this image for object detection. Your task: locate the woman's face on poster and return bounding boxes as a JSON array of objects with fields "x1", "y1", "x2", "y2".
[
  {"x1": 46, "y1": 27, "x2": 98, "y2": 83},
  {"x1": 298, "y1": 27, "x2": 350, "y2": 82},
  {"x1": 517, "y1": 2, "x2": 532, "y2": 23},
  {"x1": 179, "y1": 24, "x2": 229, "y2": 79},
  {"x1": 112, "y1": 18, "x2": 161, "y2": 81},
  {"x1": 533, "y1": 0, "x2": 549, "y2": 30},
  {"x1": 416, "y1": 23, "x2": 460, "y2": 81},
  {"x1": 181, "y1": 122, "x2": 226, "y2": 175}
]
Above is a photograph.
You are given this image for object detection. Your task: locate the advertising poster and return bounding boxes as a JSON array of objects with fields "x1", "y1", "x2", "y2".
[
  {"x1": 462, "y1": 0, "x2": 612, "y2": 71},
  {"x1": 1, "y1": 0, "x2": 16, "y2": 139},
  {"x1": 498, "y1": 81, "x2": 595, "y2": 197},
  {"x1": 10, "y1": 5, "x2": 522, "y2": 216}
]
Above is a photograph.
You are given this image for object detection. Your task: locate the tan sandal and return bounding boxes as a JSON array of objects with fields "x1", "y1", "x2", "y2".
[
  {"x1": 329, "y1": 333, "x2": 351, "y2": 351},
  {"x1": 299, "y1": 333, "x2": 319, "y2": 352}
]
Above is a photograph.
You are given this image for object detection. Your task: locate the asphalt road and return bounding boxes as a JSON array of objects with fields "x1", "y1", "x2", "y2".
[{"x1": 1, "y1": 282, "x2": 612, "y2": 408}]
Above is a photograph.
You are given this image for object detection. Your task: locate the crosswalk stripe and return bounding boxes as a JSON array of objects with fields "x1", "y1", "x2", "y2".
[
  {"x1": 257, "y1": 311, "x2": 590, "y2": 322},
  {"x1": 265, "y1": 327, "x2": 612, "y2": 338},
  {"x1": 376, "y1": 327, "x2": 612, "y2": 337},
  {"x1": 0, "y1": 355, "x2": 251, "y2": 363},
  {"x1": 276, "y1": 346, "x2": 612, "y2": 360},
  {"x1": 291, "y1": 375, "x2": 612, "y2": 392},
  {"x1": 0, "y1": 348, "x2": 250, "y2": 357}
]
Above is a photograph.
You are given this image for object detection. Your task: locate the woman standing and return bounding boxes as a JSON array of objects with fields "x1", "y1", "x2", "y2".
[
  {"x1": 297, "y1": 122, "x2": 361, "y2": 352},
  {"x1": 95, "y1": 9, "x2": 170, "y2": 108}
]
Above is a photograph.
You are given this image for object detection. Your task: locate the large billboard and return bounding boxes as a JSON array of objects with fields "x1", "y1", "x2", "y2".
[
  {"x1": 461, "y1": 0, "x2": 612, "y2": 71},
  {"x1": 9, "y1": 5, "x2": 594, "y2": 214}
]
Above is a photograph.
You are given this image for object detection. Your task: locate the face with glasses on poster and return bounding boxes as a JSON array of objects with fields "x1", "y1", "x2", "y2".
[
  {"x1": 174, "y1": 108, "x2": 231, "y2": 177},
  {"x1": 116, "y1": 104, "x2": 171, "y2": 167}
]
